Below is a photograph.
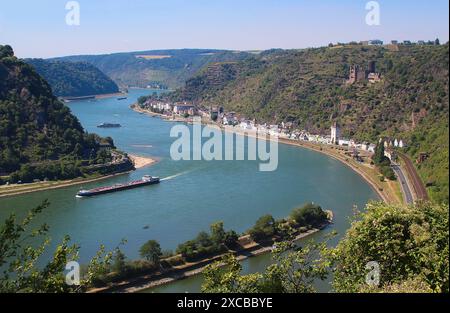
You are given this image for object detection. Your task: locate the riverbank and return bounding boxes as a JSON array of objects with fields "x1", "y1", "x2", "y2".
[
  {"x1": 0, "y1": 153, "x2": 156, "y2": 199},
  {"x1": 0, "y1": 172, "x2": 131, "y2": 199},
  {"x1": 89, "y1": 211, "x2": 333, "y2": 293},
  {"x1": 131, "y1": 105, "x2": 401, "y2": 205},
  {"x1": 61, "y1": 92, "x2": 127, "y2": 102},
  {"x1": 128, "y1": 154, "x2": 157, "y2": 169}
]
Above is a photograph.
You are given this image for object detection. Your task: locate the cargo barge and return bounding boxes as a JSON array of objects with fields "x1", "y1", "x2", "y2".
[
  {"x1": 76, "y1": 175, "x2": 160, "y2": 198},
  {"x1": 97, "y1": 123, "x2": 122, "y2": 128}
]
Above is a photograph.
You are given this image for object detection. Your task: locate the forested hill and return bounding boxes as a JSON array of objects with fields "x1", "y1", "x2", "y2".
[
  {"x1": 50, "y1": 49, "x2": 254, "y2": 89},
  {"x1": 0, "y1": 45, "x2": 117, "y2": 179},
  {"x1": 175, "y1": 44, "x2": 449, "y2": 203},
  {"x1": 25, "y1": 59, "x2": 119, "y2": 97}
]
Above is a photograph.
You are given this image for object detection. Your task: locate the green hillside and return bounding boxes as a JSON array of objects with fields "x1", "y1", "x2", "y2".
[
  {"x1": 25, "y1": 59, "x2": 119, "y2": 97},
  {"x1": 51, "y1": 49, "x2": 254, "y2": 89},
  {"x1": 0, "y1": 45, "x2": 130, "y2": 182},
  {"x1": 175, "y1": 44, "x2": 449, "y2": 203}
]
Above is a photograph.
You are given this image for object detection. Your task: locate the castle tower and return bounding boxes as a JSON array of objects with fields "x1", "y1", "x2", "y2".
[
  {"x1": 331, "y1": 122, "x2": 340, "y2": 144},
  {"x1": 347, "y1": 65, "x2": 358, "y2": 84}
]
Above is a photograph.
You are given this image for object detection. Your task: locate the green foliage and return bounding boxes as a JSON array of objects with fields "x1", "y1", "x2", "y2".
[
  {"x1": 210, "y1": 222, "x2": 226, "y2": 246},
  {"x1": 0, "y1": 45, "x2": 13, "y2": 58},
  {"x1": 139, "y1": 240, "x2": 162, "y2": 265},
  {"x1": 406, "y1": 117, "x2": 449, "y2": 203},
  {"x1": 372, "y1": 142, "x2": 386, "y2": 164},
  {"x1": 176, "y1": 221, "x2": 235, "y2": 261},
  {"x1": 332, "y1": 201, "x2": 449, "y2": 293},
  {"x1": 202, "y1": 254, "x2": 265, "y2": 293},
  {"x1": 248, "y1": 214, "x2": 276, "y2": 241},
  {"x1": 0, "y1": 45, "x2": 119, "y2": 180},
  {"x1": 372, "y1": 143, "x2": 396, "y2": 181},
  {"x1": 0, "y1": 200, "x2": 113, "y2": 292},
  {"x1": 289, "y1": 203, "x2": 328, "y2": 227},
  {"x1": 201, "y1": 240, "x2": 330, "y2": 293},
  {"x1": 137, "y1": 96, "x2": 148, "y2": 105},
  {"x1": 112, "y1": 248, "x2": 127, "y2": 275},
  {"x1": 26, "y1": 59, "x2": 119, "y2": 97},
  {"x1": 202, "y1": 201, "x2": 448, "y2": 294}
]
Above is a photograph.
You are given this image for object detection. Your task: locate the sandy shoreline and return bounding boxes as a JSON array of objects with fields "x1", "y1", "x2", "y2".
[{"x1": 128, "y1": 154, "x2": 157, "y2": 169}]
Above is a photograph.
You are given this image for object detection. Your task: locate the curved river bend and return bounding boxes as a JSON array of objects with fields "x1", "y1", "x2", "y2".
[{"x1": 0, "y1": 89, "x2": 379, "y2": 292}]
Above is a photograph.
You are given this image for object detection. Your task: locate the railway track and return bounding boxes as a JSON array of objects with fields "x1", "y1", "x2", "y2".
[{"x1": 397, "y1": 152, "x2": 429, "y2": 201}]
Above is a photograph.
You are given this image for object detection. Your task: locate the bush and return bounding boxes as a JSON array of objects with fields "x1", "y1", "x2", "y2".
[
  {"x1": 176, "y1": 223, "x2": 232, "y2": 261},
  {"x1": 290, "y1": 203, "x2": 328, "y2": 227},
  {"x1": 380, "y1": 165, "x2": 396, "y2": 180},
  {"x1": 333, "y1": 202, "x2": 449, "y2": 292},
  {"x1": 248, "y1": 215, "x2": 276, "y2": 241},
  {"x1": 223, "y1": 230, "x2": 239, "y2": 247},
  {"x1": 139, "y1": 240, "x2": 162, "y2": 265}
]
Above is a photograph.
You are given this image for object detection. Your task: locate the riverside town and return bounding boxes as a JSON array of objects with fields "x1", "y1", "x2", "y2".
[{"x1": 0, "y1": 0, "x2": 448, "y2": 310}]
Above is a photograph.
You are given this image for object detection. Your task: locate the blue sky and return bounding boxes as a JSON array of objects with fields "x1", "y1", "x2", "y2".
[{"x1": 0, "y1": 0, "x2": 448, "y2": 58}]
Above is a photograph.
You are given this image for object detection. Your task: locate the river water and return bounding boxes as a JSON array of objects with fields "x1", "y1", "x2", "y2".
[{"x1": 0, "y1": 89, "x2": 379, "y2": 292}]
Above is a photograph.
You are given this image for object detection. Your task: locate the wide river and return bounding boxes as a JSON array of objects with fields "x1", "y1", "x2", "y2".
[{"x1": 0, "y1": 89, "x2": 379, "y2": 292}]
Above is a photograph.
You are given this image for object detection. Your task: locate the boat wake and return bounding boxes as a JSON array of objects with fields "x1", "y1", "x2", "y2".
[{"x1": 161, "y1": 170, "x2": 193, "y2": 182}]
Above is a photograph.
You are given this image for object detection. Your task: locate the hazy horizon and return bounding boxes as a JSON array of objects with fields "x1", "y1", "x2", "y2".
[{"x1": 0, "y1": 0, "x2": 449, "y2": 59}]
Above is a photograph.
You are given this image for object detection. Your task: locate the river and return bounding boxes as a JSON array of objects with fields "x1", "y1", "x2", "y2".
[{"x1": 0, "y1": 89, "x2": 379, "y2": 292}]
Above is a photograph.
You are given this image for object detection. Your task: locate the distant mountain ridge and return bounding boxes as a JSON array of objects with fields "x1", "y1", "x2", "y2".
[
  {"x1": 50, "y1": 49, "x2": 254, "y2": 89},
  {"x1": 25, "y1": 59, "x2": 119, "y2": 97}
]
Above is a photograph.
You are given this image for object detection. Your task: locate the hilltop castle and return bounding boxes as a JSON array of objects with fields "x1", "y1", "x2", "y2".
[{"x1": 346, "y1": 61, "x2": 381, "y2": 84}]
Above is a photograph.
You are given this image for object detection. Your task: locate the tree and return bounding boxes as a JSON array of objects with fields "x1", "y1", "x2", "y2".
[
  {"x1": 196, "y1": 231, "x2": 213, "y2": 247},
  {"x1": 372, "y1": 142, "x2": 386, "y2": 165},
  {"x1": 210, "y1": 221, "x2": 226, "y2": 245},
  {"x1": 202, "y1": 254, "x2": 264, "y2": 293},
  {"x1": 0, "y1": 45, "x2": 13, "y2": 58},
  {"x1": 223, "y1": 230, "x2": 239, "y2": 247},
  {"x1": 290, "y1": 203, "x2": 328, "y2": 227},
  {"x1": 176, "y1": 240, "x2": 197, "y2": 259},
  {"x1": 137, "y1": 96, "x2": 148, "y2": 105},
  {"x1": 0, "y1": 200, "x2": 113, "y2": 292},
  {"x1": 139, "y1": 240, "x2": 162, "y2": 265},
  {"x1": 331, "y1": 201, "x2": 449, "y2": 293},
  {"x1": 202, "y1": 202, "x2": 448, "y2": 294},
  {"x1": 112, "y1": 248, "x2": 127, "y2": 275},
  {"x1": 201, "y1": 239, "x2": 330, "y2": 293},
  {"x1": 248, "y1": 214, "x2": 276, "y2": 241}
]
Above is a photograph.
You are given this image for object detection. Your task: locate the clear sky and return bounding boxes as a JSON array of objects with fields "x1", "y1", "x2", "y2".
[{"x1": 0, "y1": 0, "x2": 448, "y2": 58}]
